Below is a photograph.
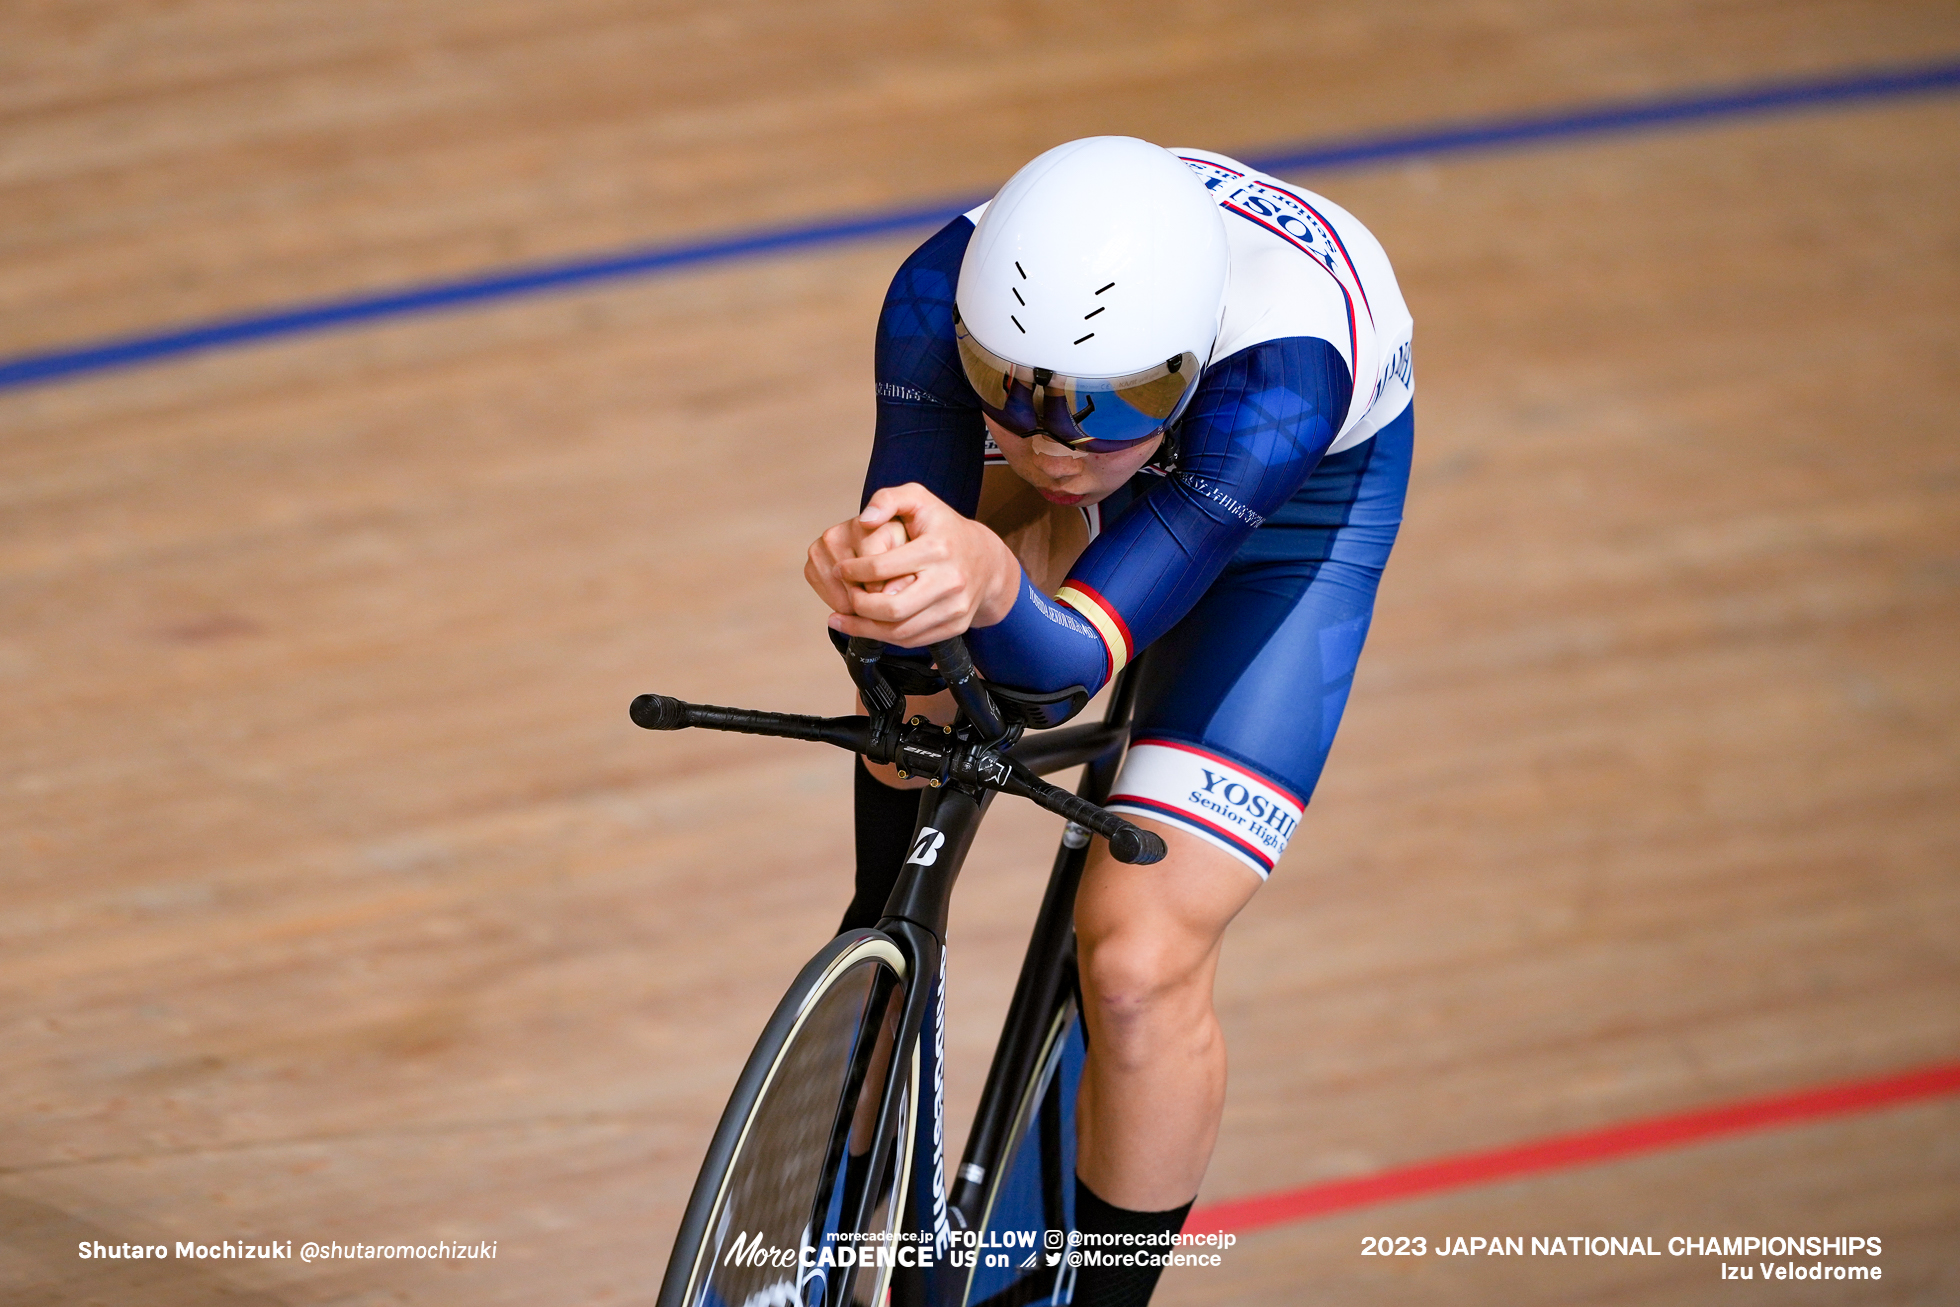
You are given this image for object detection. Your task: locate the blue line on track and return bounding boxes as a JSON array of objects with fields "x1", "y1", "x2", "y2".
[{"x1": 5, "y1": 59, "x2": 1957, "y2": 394}]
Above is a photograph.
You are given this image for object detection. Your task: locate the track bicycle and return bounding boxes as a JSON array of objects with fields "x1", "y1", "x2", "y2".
[{"x1": 633, "y1": 634, "x2": 1157, "y2": 1307}]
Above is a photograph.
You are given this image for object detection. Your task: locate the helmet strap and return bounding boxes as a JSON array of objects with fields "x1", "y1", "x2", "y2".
[{"x1": 1147, "y1": 426, "x2": 1181, "y2": 473}]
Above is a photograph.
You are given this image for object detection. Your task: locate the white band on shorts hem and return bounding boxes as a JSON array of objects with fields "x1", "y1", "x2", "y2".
[{"x1": 1105, "y1": 740, "x2": 1304, "y2": 877}]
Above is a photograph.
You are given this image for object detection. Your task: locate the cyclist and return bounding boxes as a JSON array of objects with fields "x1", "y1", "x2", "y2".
[{"x1": 807, "y1": 135, "x2": 1413, "y2": 1305}]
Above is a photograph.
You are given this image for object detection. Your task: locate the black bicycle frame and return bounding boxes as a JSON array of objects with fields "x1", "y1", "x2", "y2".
[
  {"x1": 866, "y1": 669, "x2": 1139, "y2": 1307},
  {"x1": 632, "y1": 636, "x2": 1149, "y2": 1307},
  {"x1": 951, "y1": 667, "x2": 1139, "y2": 1226}
]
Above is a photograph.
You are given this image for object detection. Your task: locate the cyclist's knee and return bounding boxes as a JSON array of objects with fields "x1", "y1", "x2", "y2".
[
  {"x1": 1076, "y1": 921, "x2": 1218, "y2": 1049},
  {"x1": 1074, "y1": 822, "x2": 1256, "y2": 1050}
]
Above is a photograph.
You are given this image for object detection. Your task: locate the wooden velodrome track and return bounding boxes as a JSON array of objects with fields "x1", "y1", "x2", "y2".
[{"x1": 5, "y1": 2, "x2": 1958, "y2": 1303}]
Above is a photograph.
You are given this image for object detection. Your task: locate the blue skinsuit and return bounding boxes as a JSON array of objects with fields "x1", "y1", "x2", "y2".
[{"x1": 862, "y1": 153, "x2": 1414, "y2": 875}]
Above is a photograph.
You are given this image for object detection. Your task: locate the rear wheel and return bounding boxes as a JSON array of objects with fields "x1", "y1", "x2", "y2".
[{"x1": 659, "y1": 929, "x2": 917, "y2": 1307}]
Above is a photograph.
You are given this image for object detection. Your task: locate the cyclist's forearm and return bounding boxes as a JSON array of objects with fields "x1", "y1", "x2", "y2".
[{"x1": 963, "y1": 572, "x2": 1112, "y2": 694}]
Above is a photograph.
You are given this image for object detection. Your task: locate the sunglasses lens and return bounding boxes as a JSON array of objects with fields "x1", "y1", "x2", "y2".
[
  {"x1": 956, "y1": 319, "x2": 1200, "y2": 451},
  {"x1": 1112, "y1": 367, "x2": 1190, "y2": 421},
  {"x1": 1052, "y1": 353, "x2": 1199, "y2": 449},
  {"x1": 955, "y1": 327, "x2": 1011, "y2": 410}
]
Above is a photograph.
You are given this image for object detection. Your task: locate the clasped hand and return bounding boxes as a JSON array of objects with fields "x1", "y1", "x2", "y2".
[{"x1": 805, "y1": 483, "x2": 1022, "y2": 647}]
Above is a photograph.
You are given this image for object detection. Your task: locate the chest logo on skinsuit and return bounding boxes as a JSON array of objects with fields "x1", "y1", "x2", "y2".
[
  {"x1": 1182, "y1": 159, "x2": 1344, "y2": 277},
  {"x1": 1180, "y1": 156, "x2": 1372, "y2": 390}
]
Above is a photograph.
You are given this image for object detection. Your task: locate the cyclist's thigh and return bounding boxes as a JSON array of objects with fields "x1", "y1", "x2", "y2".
[{"x1": 1105, "y1": 404, "x2": 1413, "y2": 878}]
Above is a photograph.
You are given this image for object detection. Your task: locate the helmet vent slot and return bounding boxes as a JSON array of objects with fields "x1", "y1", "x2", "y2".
[
  {"x1": 1073, "y1": 333, "x2": 1096, "y2": 345},
  {"x1": 1012, "y1": 287, "x2": 1025, "y2": 305},
  {"x1": 1095, "y1": 282, "x2": 1115, "y2": 294},
  {"x1": 1011, "y1": 315, "x2": 1026, "y2": 333},
  {"x1": 1083, "y1": 307, "x2": 1105, "y2": 320},
  {"x1": 1015, "y1": 262, "x2": 1027, "y2": 278}
]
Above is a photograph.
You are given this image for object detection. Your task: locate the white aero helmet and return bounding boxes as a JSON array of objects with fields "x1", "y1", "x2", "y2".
[{"x1": 954, "y1": 136, "x2": 1229, "y2": 451}]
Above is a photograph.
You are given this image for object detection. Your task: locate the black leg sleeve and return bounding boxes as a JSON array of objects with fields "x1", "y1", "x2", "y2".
[
  {"x1": 1070, "y1": 1176, "x2": 1195, "y2": 1307},
  {"x1": 840, "y1": 756, "x2": 922, "y2": 933}
]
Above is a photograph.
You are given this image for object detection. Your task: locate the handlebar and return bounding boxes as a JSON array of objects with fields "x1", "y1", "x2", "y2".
[
  {"x1": 627, "y1": 688, "x2": 1165, "y2": 866},
  {"x1": 983, "y1": 756, "x2": 1165, "y2": 865},
  {"x1": 629, "y1": 694, "x2": 871, "y2": 751}
]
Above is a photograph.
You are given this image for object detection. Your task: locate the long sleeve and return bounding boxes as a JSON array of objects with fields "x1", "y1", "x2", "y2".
[
  {"x1": 964, "y1": 336, "x2": 1353, "y2": 692},
  {"x1": 860, "y1": 217, "x2": 986, "y2": 515}
]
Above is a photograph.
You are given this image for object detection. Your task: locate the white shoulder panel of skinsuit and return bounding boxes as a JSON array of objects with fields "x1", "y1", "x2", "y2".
[{"x1": 1171, "y1": 148, "x2": 1414, "y2": 452}]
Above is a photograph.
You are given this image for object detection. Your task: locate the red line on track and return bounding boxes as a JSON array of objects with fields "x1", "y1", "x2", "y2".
[{"x1": 1187, "y1": 1060, "x2": 1960, "y2": 1235}]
